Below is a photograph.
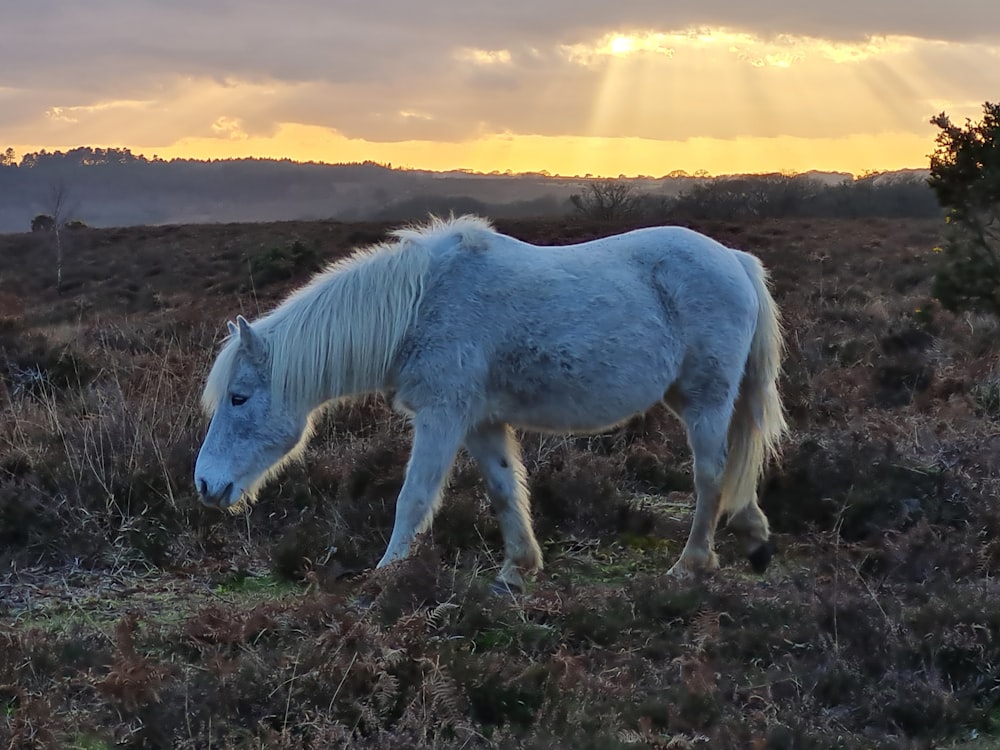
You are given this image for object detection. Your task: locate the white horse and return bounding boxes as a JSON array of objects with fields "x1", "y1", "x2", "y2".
[{"x1": 194, "y1": 215, "x2": 786, "y2": 592}]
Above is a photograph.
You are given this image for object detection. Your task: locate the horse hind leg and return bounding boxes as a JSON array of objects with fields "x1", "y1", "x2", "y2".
[
  {"x1": 666, "y1": 397, "x2": 732, "y2": 579},
  {"x1": 666, "y1": 379, "x2": 776, "y2": 577},
  {"x1": 465, "y1": 423, "x2": 543, "y2": 594},
  {"x1": 719, "y1": 368, "x2": 778, "y2": 574}
]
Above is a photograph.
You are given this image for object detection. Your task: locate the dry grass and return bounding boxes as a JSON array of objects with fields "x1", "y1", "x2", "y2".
[{"x1": 1, "y1": 216, "x2": 999, "y2": 748}]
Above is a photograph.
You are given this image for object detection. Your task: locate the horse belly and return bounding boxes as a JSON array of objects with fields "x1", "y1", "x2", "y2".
[
  {"x1": 487, "y1": 348, "x2": 673, "y2": 433},
  {"x1": 505, "y1": 399, "x2": 656, "y2": 433}
]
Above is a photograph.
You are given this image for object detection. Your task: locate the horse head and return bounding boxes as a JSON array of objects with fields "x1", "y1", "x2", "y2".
[{"x1": 194, "y1": 316, "x2": 310, "y2": 509}]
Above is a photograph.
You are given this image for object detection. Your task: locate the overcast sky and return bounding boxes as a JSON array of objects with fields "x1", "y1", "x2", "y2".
[{"x1": 2, "y1": 0, "x2": 998, "y2": 175}]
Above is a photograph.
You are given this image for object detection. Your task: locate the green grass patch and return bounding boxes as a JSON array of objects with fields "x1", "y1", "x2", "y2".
[
  {"x1": 67, "y1": 736, "x2": 114, "y2": 750},
  {"x1": 213, "y1": 570, "x2": 304, "y2": 600},
  {"x1": 549, "y1": 538, "x2": 678, "y2": 585},
  {"x1": 471, "y1": 621, "x2": 561, "y2": 654}
]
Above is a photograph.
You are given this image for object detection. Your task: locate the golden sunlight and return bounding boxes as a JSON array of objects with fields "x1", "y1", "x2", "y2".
[
  {"x1": 556, "y1": 25, "x2": 938, "y2": 171},
  {"x1": 608, "y1": 35, "x2": 635, "y2": 56},
  {"x1": 96, "y1": 122, "x2": 931, "y2": 177},
  {"x1": 563, "y1": 28, "x2": 918, "y2": 68},
  {"x1": 10, "y1": 25, "x2": 994, "y2": 178}
]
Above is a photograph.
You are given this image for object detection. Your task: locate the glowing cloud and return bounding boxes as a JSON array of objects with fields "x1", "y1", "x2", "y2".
[
  {"x1": 211, "y1": 116, "x2": 248, "y2": 140},
  {"x1": 562, "y1": 28, "x2": 918, "y2": 69},
  {"x1": 454, "y1": 47, "x2": 513, "y2": 66},
  {"x1": 3, "y1": 9, "x2": 998, "y2": 178}
]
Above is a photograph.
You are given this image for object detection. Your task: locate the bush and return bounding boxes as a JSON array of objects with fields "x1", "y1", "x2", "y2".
[
  {"x1": 248, "y1": 239, "x2": 318, "y2": 286},
  {"x1": 569, "y1": 180, "x2": 639, "y2": 221},
  {"x1": 31, "y1": 214, "x2": 55, "y2": 232},
  {"x1": 928, "y1": 102, "x2": 1000, "y2": 317}
]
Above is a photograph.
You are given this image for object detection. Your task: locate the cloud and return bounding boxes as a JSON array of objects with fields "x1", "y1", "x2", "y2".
[
  {"x1": 0, "y1": 0, "x2": 997, "y2": 173},
  {"x1": 4, "y1": 1, "x2": 996, "y2": 94}
]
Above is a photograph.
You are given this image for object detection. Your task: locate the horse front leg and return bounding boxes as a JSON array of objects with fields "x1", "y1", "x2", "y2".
[{"x1": 377, "y1": 410, "x2": 465, "y2": 568}]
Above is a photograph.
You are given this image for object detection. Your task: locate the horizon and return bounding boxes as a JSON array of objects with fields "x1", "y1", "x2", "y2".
[
  {"x1": 0, "y1": 144, "x2": 931, "y2": 182},
  {"x1": 2, "y1": 3, "x2": 998, "y2": 177}
]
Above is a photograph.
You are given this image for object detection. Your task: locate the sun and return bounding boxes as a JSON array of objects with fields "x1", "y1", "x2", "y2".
[{"x1": 608, "y1": 35, "x2": 635, "y2": 56}]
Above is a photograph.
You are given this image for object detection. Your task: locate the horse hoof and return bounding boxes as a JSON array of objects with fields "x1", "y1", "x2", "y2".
[
  {"x1": 490, "y1": 579, "x2": 523, "y2": 598},
  {"x1": 747, "y1": 540, "x2": 776, "y2": 574},
  {"x1": 666, "y1": 562, "x2": 695, "y2": 579},
  {"x1": 668, "y1": 551, "x2": 718, "y2": 579}
]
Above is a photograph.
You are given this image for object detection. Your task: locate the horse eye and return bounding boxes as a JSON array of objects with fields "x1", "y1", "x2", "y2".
[{"x1": 230, "y1": 394, "x2": 248, "y2": 407}]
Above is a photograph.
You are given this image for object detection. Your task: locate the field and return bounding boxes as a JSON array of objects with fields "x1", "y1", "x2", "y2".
[{"x1": 1, "y1": 216, "x2": 999, "y2": 749}]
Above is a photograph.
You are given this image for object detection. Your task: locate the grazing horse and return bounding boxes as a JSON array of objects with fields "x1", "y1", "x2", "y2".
[{"x1": 194, "y1": 215, "x2": 786, "y2": 591}]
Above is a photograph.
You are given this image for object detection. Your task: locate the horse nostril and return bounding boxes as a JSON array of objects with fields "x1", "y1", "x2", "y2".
[
  {"x1": 198, "y1": 478, "x2": 208, "y2": 497},
  {"x1": 222, "y1": 482, "x2": 234, "y2": 502}
]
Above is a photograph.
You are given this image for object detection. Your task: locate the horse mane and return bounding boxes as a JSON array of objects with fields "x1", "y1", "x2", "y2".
[
  {"x1": 390, "y1": 213, "x2": 494, "y2": 249},
  {"x1": 201, "y1": 215, "x2": 497, "y2": 416}
]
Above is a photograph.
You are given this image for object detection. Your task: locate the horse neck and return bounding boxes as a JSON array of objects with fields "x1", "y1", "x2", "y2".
[{"x1": 265, "y1": 247, "x2": 426, "y2": 407}]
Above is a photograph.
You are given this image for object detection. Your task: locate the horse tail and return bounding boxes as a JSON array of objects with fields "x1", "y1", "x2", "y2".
[{"x1": 721, "y1": 251, "x2": 787, "y2": 515}]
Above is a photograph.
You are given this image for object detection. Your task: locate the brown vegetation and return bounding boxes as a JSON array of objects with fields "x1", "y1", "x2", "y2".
[{"x1": 1, "y1": 216, "x2": 998, "y2": 748}]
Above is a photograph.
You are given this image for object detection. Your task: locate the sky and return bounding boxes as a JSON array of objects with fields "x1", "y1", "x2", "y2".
[{"x1": 1, "y1": 1, "x2": 998, "y2": 177}]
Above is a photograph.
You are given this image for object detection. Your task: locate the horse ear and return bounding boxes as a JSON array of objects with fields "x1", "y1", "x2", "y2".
[
  {"x1": 227, "y1": 320, "x2": 239, "y2": 337},
  {"x1": 235, "y1": 315, "x2": 265, "y2": 360}
]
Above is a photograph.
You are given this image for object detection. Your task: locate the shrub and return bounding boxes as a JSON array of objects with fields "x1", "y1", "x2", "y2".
[
  {"x1": 248, "y1": 239, "x2": 318, "y2": 286},
  {"x1": 569, "y1": 180, "x2": 639, "y2": 221},
  {"x1": 31, "y1": 214, "x2": 55, "y2": 232},
  {"x1": 927, "y1": 102, "x2": 1000, "y2": 317}
]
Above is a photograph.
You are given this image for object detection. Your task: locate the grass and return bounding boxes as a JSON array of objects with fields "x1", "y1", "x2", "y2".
[
  {"x1": 546, "y1": 536, "x2": 680, "y2": 584},
  {"x1": 67, "y1": 737, "x2": 113, "y2": 750},
  {"x1": 0, "y1": 216, "x2": 999, "y2": 748},
  {"x1": 213, "y1": 570, "x2": 305, "y2": 599}
]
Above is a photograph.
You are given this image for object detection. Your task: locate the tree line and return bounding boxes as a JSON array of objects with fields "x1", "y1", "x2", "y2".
[
  {"x1": 569, "y1": 171, "x2": 938, "y2": 222},
  {"x1": 0, "y1": 146, "x2": 944, "y2": 233}
]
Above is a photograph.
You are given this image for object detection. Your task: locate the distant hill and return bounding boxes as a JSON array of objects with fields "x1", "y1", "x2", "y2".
[{"x1": 0, "y1": 147, "x2": 933, "y2": 232}]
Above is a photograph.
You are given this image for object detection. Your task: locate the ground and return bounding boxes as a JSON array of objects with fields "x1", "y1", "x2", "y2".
[{"x1": 1, "y1": 216, "x2": 1000, "y2": 748}]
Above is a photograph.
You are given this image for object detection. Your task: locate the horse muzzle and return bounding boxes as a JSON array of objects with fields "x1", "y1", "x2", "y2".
[{"x1": 197, "y1": 478, "x2": 237, "y2": 508}]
